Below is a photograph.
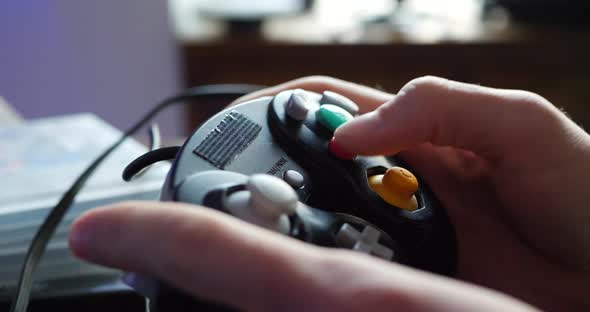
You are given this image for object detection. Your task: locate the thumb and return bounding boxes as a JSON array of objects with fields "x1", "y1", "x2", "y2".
[
  {"x1": 68, "y1": 201, "x2": 537, "y2": 311},
  {"x1": 334, "y1": 76, "x2": 574, "y2": 164}
]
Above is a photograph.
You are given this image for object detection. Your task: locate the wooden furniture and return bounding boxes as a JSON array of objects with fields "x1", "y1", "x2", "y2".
[{"x1": 172, "y1": 2, "x2": 590, "y2": 130}]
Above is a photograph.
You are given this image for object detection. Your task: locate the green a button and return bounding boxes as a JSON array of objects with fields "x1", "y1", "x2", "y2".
[{"x1": 315, "y1": 104, "x2": 354, "y2": 132}]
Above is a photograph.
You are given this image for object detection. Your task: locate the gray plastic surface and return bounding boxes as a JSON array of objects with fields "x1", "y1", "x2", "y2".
[
  {"x1": 169, "y1": 98, "x2": 310, "y2": 201},
  {"x1": 175, "y1": 171, "x2": 248, "y2": 205}
]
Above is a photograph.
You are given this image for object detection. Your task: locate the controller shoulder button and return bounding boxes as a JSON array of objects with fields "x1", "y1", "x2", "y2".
[{"x1": 320, "y1": 91, "x2": 359, "y2": 116}]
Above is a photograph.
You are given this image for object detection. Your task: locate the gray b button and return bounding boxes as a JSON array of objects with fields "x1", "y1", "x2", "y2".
[{"x1": 283, "y1": 170, "x2": 305, "y2": 189}]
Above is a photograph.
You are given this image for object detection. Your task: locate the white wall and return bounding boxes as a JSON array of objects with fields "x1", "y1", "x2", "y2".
[{"x1": 0, "y1": 1, "x2": 185, "y2": 136}]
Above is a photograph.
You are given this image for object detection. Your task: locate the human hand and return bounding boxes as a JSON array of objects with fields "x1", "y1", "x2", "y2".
[
  {"x1": 237, "y1": 76, "x2": 590, "y2": 310},
  {"x1": 330, "y1": 76, "x2": 590, "y2": 311},
  {"x1": 68, "y1": 76, "x2": 590, "y2": 311}
]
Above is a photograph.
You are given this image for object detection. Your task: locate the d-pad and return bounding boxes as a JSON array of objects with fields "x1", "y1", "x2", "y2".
[{"x1": 335, "y1": 223, "x2": 394, "y2": 260}]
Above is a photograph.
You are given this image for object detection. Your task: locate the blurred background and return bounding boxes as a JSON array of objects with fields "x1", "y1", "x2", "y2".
[{"x1": 1, "y1": 0, "x2": 589, "y2": 137}]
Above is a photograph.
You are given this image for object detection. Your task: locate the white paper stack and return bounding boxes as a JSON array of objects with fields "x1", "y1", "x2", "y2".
[{"x1": 0, "y1": 114, "x2": 170, "y2": 300}]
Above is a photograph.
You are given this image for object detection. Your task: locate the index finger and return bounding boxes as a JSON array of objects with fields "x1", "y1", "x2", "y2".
[{"x1": 230, "y1": 76, "x2": 394, "y2": 113}]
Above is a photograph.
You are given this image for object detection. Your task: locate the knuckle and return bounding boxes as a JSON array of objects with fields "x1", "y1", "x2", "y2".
[
  {"x1": 505, "y1": 90, "x2": 559, "y2": 120},
  {"x1": 395, "y1": 76, "x2": 449, "y2": 112},
  {"x1": 509, "y1": 90, "x2": 552, "y2": 109},
  {"x1": 401, "y1": 76, "x2": 448, "y2": 95},
  {"x1": 292, "y1": 75, "x2": 341, "y2": 90},
  {"x1": 382, "y1": 76, "x2": 448, "y2": 113}
]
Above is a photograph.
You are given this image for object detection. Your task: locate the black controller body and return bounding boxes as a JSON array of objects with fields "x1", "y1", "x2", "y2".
[{"x1": 150, "y1": 90, "x2": 456, "y2": 310}]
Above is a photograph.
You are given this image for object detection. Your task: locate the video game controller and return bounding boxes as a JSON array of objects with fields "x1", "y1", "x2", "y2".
[{"x1": 133, "y1": 89, "x2": 456, "y2": 311}]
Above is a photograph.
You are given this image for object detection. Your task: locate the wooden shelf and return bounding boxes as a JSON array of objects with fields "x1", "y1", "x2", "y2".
[
  {"x1": 172, "y1": 1, "x2": 590, "y2": 131},
  {"x1": 180, "y1": 40, "x2": 590, "y2": 129}
]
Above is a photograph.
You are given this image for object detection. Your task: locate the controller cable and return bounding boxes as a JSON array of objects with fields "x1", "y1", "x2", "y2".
[
  {"x1": 10, "y1": 84, "x2": 264, "y2": 312},
  {"x1": 122, "y1": 146, "x2": 181, "y2": 181},
  {"x1": 131, "y1": 123, "x2": 164, "y2": 180}
]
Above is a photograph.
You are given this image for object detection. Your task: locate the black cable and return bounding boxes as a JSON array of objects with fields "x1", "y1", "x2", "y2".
[
  {"x1": 122, "y1": 146, "x2": 181, "y2": 182},
  {"x1": 148, "y1": 123, "x2": 162, "y2": 151},
  {"x1": 10, "y1": 84, "x2": 264, "y2": 312},
  {"x1": 132, "y1": 123, "x2": 162, "y2": 180}
]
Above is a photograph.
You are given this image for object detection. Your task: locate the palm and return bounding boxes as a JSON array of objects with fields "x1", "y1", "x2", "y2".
[{"x1": 401, "y1": 144, "x2": 587, "y2": 311}]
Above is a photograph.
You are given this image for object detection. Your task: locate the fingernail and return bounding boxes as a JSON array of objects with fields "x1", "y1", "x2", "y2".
[{"x1": 329, "y1": 137, "x2": 356, "y2": 160}]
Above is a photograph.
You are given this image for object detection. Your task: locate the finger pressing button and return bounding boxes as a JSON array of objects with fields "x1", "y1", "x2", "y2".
[
  {"x1": 329, "y1": 137, "x2": 357, "y2": 160},
  {"x1": 315, "y1": 104, "x2": 354, "y2": 133}
]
